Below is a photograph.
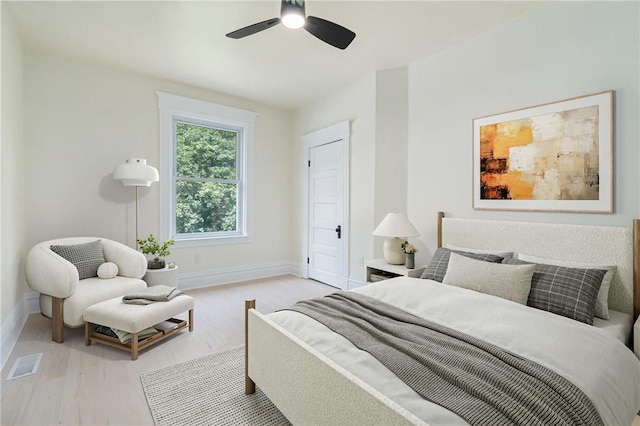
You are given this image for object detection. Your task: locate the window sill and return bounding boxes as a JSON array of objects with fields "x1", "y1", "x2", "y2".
[{"x1": 173, "y1": 235, "x2": 253, "y2": 248}]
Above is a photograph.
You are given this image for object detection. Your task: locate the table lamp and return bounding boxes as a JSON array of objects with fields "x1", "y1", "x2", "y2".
[{"x1": 373, "y1": 213, "x2": 420, "y2": 264}]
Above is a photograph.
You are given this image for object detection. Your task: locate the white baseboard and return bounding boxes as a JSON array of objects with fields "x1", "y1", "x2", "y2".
[
  {"x1": 1, "y1": 294, "x2": 30, "y2": 371},
  {"x1": 178, "y1": 261, "x2": 307, "y2": 290},
  {"x1": 347, "y1": 277, "x2": 364, "y2": 290},
  {"x1": 288, "y1": 262, "x2": 307, "y2": 279},
  {"x1": 25, "y1": 291, "x2": 40, "y2": 314}
]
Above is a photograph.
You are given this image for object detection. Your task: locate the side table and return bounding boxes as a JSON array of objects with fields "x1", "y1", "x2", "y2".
[
  {"x1": 143, "y1": 265, "x2": 179, "y2": 287},
  {"x1": 364, "y1": 259, "x2": 425, "y2": 284}
]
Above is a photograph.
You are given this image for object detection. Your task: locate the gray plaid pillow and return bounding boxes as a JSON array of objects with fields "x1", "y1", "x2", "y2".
[
  {"x1": 503, "y1": 258, "x2": 605, "y2": 325},
  {"x1": 421, "y1": 248, "x2": 505, "y2": 282},
  {"x1": 50, "y1": 240, "x2": 105, "y2": 280}
]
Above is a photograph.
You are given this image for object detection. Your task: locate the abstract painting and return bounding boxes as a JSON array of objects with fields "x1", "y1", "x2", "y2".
[{"x1": 473, "y1": 91, "x2": 613, "y2": 212}]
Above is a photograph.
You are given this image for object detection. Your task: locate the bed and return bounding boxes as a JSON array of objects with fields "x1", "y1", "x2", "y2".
[{"x1": 244, "y1": 213, "x2": 640, "y2": 425}]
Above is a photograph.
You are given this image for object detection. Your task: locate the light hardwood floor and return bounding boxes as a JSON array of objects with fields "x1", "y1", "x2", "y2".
[{"x1": 1, "y1": 275, "x2": 335, "y2": 426}]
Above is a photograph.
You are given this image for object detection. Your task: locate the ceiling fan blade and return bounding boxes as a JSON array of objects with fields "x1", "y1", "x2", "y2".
[
  {"x1": 304, "y1": 15, "x2": 355, "y2": 50},
  {"x1": 226, "y1": 18, "x2": 281, "y2": 39}
]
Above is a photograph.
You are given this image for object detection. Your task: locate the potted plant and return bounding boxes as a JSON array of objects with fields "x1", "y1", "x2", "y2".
[
  {"x1": 401, "y1": 241, "x2": 418, "y2": 269},
  {"x1": 137, "y1": 234, "x2": 175, "y2": 270}
]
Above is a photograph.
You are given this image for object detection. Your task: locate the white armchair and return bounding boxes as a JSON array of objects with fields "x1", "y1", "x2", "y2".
[{"x1": 25, "y1": 237, "x2": 148, "y2": 343}]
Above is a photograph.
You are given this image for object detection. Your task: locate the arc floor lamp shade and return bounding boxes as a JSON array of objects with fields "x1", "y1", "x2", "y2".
[
  {"x1": 373, "y1": 213, "x2": 420, "y2": 264},
  {"x1": 113, "y1": 158, "x2": 159, "y2": 248}
]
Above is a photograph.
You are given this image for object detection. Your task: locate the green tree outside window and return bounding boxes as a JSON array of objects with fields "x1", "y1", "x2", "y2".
[{"x1": 175, "y1": 121, "x2": 239, "y2": 234}]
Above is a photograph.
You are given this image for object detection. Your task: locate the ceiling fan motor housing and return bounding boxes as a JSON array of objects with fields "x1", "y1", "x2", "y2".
[
  {"x1": 281, "y1": 0, "x2": 306, "y2": 29},
  {"x1": 281, "y1": 0, "x2": 306, "y2": 17}
]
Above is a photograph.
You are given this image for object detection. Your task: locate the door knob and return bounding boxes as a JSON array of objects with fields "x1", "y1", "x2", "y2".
[{"x1": 335, "y1": 225, "x2": 341, "y2": 239}]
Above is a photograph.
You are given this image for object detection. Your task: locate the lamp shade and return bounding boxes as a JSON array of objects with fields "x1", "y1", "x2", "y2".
[
  {"x1": 372, "y1": 213, "x2": 420, "y2": 238},
  {"x1": 113, "y1": 158, "x2": 159, "y2": 187}
]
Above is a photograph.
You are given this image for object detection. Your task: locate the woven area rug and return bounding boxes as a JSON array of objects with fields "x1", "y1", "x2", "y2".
[{"x1": 140, "y1": 345, "x2": 290, "y2": 426}]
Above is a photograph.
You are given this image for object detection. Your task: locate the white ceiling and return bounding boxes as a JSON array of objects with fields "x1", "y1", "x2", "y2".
[{"x1": 6, "y1": 1, "x2": 542, "y2": 110}]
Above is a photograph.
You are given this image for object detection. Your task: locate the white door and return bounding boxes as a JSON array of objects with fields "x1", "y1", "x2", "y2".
[{"x1": 308, "y1": 141, "x2": 347, "y2": 289}]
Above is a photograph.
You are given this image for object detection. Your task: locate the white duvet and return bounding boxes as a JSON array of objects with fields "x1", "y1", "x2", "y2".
[{"x1": 269, "y1": 277, "x2": 640, "y2": 426}]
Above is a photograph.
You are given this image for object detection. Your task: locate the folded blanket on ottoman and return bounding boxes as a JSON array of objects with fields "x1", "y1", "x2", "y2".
[
  {"x1": 123, "y1": 285, "x2": 183, "y2": 305},
  {"x1": 95, "y1": 324, "x2": 158, "y2": 344}
]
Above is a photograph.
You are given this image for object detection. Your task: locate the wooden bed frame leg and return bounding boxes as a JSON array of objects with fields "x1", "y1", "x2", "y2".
[
  {"x1": 633, "y1": 219, "x2": 639, "y2": 322},
  {"x1": 437, "y1": 211, "x2": 445, "y2": 249},
  {"x1": 189, "y1": 309, "x2": 194, "y2": 332},
  {"x1": 52, "y1": 297, "x2": 64, "y2": 343},
  {"x1": 632, "y1": 219, "x2": 639, "y2": 353},
  {"x1": 245, "y1": 299, "x2": 256, "y2": 395}
]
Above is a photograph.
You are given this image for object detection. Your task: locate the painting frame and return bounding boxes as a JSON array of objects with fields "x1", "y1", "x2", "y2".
[{"x1": 472, "y1": 90, "x2": 613, "y2": 213}]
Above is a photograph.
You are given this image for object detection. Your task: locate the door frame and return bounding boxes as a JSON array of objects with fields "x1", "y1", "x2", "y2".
[{"x1": 301, "y1": 120, "x2": 350, "y2": 285}]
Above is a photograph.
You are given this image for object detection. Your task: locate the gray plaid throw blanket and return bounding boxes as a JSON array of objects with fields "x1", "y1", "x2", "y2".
[{"x1": 287, "y1": 292, "x2": 603, "y2": 426}]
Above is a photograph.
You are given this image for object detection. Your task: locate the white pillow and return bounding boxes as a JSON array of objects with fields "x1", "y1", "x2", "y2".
[
  {"x1": 443, "y1": 253, "x2": 535, "y2": 305},
  {"x1": 517, "y1": 253, "x2": 615, "y2": 320},
  {"x1": 445, "y1": 244, "x2": 513, "y2": 258},
  {"x1": 97, "y1": 262, "x2": 119, "y2": 279}
]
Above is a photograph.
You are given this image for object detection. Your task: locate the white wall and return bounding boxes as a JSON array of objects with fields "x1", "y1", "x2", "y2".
[
  {"x1": 292, "y1": 2, "x2": 639, "y2": 278},
  {"x1": 292, "y1": 73, "x2": 377, "y2": 285},
  {"x1": 374, "y1": 67, "x2": 409, "y2": 259},
  {"x1": 1, "y1": 4, "x2": 28, "y2": 367},
  {"x1": 407, "y1": 1, "x2": 640, "y2": 263},
  {"x1": 292, "y1": 68, "x2": 411, "y2": 284},
  {"x1": 23, "y1": 52, "x2": 294, "y2": 283}
]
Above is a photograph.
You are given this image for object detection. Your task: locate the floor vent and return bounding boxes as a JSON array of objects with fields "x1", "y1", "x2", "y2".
[{"x1": 6, "y1": 353, "x2": 42, "y2": 380}]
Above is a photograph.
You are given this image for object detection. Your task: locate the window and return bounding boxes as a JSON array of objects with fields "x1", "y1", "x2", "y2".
[{"x1": 157, "y1": 92, "x2": 257, "y2": 246}]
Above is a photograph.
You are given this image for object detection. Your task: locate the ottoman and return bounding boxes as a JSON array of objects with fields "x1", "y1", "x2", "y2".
[{"x1": 84, "y1": 294, "x2": 194, "y2": 360}]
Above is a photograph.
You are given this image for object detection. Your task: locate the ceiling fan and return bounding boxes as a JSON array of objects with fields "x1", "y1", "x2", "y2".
[{"x1": 226, "y1": 0, "x2": 356, "y2": 50}]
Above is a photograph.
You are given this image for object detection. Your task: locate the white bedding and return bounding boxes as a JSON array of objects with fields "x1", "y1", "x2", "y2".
[
  {"x1": 593, "y1": 309, "x2": 634, "y2": 346},
  {"x1": 270, "y1": 277, "x2": 640, "y2": 426}
]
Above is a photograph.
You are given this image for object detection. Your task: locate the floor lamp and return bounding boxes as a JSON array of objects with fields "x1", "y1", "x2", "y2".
[{"x1": 113, "y1": 158, "x2": 159, "y2": 248}]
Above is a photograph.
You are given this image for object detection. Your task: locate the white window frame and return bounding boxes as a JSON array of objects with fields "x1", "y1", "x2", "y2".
[{"x1": 157, "y1": 92, "x2": 257, "y2": 247}]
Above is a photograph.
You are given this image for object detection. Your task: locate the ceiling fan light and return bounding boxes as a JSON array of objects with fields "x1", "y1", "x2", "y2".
[{"x1": 281, "y1": 11, "x2": 305, "y2": 29}]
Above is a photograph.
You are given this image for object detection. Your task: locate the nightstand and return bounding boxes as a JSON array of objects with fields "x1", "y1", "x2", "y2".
[{"x1": 364, "y1": 259, "x2": 426, "y2": 283}]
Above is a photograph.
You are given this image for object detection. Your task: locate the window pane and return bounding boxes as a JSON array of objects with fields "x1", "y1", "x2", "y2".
[
  {"x1": 176, "y1": 180, "x2": 237, "y2": 233},
  {"x1": 176, "y1": 122, "x2": 237, "y2": 180}
]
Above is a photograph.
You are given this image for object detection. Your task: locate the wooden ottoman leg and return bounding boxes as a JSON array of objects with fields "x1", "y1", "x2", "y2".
[
  {"x1": 131, "y1": 333, "x2": 139, "y2": 361},
  {"x1": 189, "y1": 309, "x2": 194, "y2": 331}
]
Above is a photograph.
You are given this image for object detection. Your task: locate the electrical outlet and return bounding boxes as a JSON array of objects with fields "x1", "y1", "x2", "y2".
[
  {"x1": 359, "y1": 256, "x2": 364, "y2": 266},
  {"x1": 193, "y1": 254, "x2": 201, "y2": 264}
]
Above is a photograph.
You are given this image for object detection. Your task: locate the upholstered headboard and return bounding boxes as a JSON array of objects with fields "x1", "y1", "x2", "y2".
[{"x1": 437, "y1": 213, "x2": 638, "y2": 318}]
